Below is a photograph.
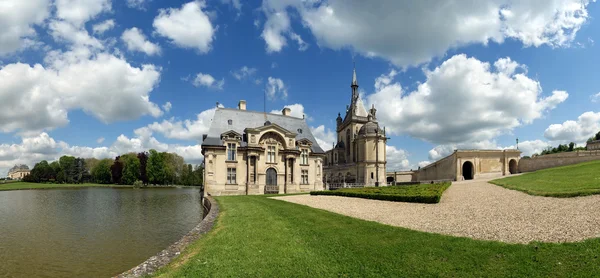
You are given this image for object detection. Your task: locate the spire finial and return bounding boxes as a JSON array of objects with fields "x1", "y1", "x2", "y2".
[{"x1": 351, "y1": 59, "x2": 358, "y2": 87}]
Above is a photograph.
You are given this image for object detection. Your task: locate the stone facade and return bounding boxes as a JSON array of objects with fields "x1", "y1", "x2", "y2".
[
  {"x1": 586, "y1": 140, "x2": 600, "y2": 150},
  {"x1": 201, "y1": 102, "x2": 325, "y2": 196},
  {"x1": 417, "y1": 150, "x2": 521, "y2": 181},
  {"x1": 386, "y1": 171, "x2": 417, "y2": 184},
  {"x1": 518, "y1": 150, "x2": 600, "y2": 172},
  {"x1": 323, "y1": 67, "x2": 387, "y2": 186},
  {"x1": 7, "y1": 164, "x2": 30, "y2": 180}
]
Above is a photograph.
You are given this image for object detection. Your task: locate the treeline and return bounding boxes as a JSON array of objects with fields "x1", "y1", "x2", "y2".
[
  {"x1": 23, "y1": 149, "x2": 203, "y2": 186},
  {"x1": 530, "y1": 142, "x2": 585, "y2": 157}
]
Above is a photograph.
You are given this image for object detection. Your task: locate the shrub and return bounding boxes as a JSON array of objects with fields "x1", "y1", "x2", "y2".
[
  {"x1": 310, "y1": 182, "x2": 451, "y2": 204},
  {"x1": 133, "y1": 180, "x2": 143, "y2": 188}
]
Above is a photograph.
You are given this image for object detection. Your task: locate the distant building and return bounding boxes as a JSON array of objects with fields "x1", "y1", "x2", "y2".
[
  {"x1": 323, "y1": 66, "x2": 387, "y2": 186},
  {"x1": 586, "y1": 140, "x2": 600, "y2": 150},
  {"x1": 8, "y1": 164, "x2": 30, "y2": 180},
  {"x1": 201, "y1": 101, "x2": 325, "y2": 196}
]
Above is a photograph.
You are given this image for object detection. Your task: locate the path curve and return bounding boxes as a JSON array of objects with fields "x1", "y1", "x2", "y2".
[{"x1": 273, "y1": 179, "x2": 600, "y2": 243}]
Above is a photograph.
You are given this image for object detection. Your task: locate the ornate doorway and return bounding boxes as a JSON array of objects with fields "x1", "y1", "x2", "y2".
[{"x1": 265, "y1": 168, "x2": 278, "y2": 194}]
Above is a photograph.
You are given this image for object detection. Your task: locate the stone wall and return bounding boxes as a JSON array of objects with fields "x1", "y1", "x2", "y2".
[
  {"x1": 417, "y1": 152, "x2": 457, "y2": 181},
  {"x1": 518, "y1": 150, "x2": 600, "y2": 172}
]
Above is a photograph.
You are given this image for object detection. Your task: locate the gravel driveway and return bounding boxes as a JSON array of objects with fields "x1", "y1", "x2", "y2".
[{"x1": 272, "y1": 179, "x2": 600, "y2": 243}]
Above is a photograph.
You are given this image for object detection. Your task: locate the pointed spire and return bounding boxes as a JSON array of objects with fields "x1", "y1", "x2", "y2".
[{"x1": 351, "y1": 61, "x2": 358, "y2": 87}]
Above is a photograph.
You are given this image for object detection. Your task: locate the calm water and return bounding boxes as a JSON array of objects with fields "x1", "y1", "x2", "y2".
[{"x1": 0, "y1": 188, "x2": 203, "y2": 278}]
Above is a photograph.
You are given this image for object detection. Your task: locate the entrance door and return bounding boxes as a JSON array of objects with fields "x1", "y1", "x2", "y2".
[
  {"x1": 509, "y1": 159, "x2": 518, "y2": 174},
  {"x1": 462, "y1": 161, "x2": 474, "y2": 180},
  {"x1": 265, "y1": 168, "x2": 278, "y2": 194}
]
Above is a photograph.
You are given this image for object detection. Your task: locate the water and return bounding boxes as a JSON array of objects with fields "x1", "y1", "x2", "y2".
[{"x1": 0, "y1": 188, "x2": 203, "y2": 278}]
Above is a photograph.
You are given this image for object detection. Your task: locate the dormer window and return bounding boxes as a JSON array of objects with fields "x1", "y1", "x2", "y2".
[
  {"x1": 228, "y1": 119, "x2": 232, "y2": 125},
  {"x1": 297, "y1": 128, "x2": 303, "y2": 134}
]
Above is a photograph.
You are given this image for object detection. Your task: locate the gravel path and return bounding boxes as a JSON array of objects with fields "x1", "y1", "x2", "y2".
[{"x1": 272, "y1": 179, "x2": 600, "y2": 243}]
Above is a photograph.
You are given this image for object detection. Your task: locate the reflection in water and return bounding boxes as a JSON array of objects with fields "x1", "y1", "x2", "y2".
[{"x1": 0, "y1": 188, "x2": 202, "y2": 278}]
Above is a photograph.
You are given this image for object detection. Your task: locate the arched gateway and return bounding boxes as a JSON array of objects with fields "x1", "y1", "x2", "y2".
[
  {"x1": 265, "y1": 168, "x2": 278, "y2": 194},
  {"x1": 462, "y1": 161, "x2": 474, "y2": 180},
  {"x1": 509, "y1": 159, "x2": 518, "y2": 174}
]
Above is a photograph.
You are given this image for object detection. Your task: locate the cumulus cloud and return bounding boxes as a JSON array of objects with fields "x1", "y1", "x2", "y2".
[
  {"x1": 290, "y1": 32, "x2": 309, "y2": 51},
  {"x1": 544, "y1": 111, "x2": 600, "y2": 144},
  {"x1": 192, "y1": 72, "x2": 224, "y2": 90},
  {"x1": 0, "y1": 0, "x2": 50, "y2": 56},
  {"x1": 310, "y1": 125, "x2": 336, "y2": 151},
  {"x1": 260, "y1": 0, "x2": 593, "y2": 67},
  {"x1": 153, "y1": 1, "x2": 216, "y2": 53},
  {"x1": 367, "y1": 55, "x2": 568, "y2": 145},
  {"x1": 270, "y1": 104, "x2": 308, "y2": 119},
  {"x1": 265, "y1": 77, "x2": 288, "y2": 100},
  {"x1": 96, "y1": 137, "x2": 105, "y2": 144},
  {"x1": 92, "y1": 19, "x2": 115, "y2": 34},
  {"x1": 121, "y1": 27, "x2": 161, "y2": 56},
  {"x1": 141, "y1": 107, "x2": 218, "y2": 142},
  {"x1": 220, "y1": 0, "x2": 242, "y2": 14},
  {"x1": 55, "y1": 0, "x2": 111, "y2": 26},
  {"x1": 386, "y1": 146, "x2": 411, "y2": 171},
  {"x1": 162, "y1": 102, "x2": 172, "y2": 113},
  {"x1": 427, "y1": 140, "x2": 502, "y2": 161},
  {"x1": 231, "y1": 66, "x2": 257, "y2": 80},
  {"x1": 48, "y1": 20, "x2": 104, "y2": 49},
  {"x1": 126, "y1": 0, "x2": 149, "y2": 10},
  {"x1": 590, "y1": 92, "x2": 600, "y2": 103}
]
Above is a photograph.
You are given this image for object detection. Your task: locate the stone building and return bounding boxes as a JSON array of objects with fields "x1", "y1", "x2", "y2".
[
  {"x1": 201, "y1": 101, "x2": 325, "y2": 196},
  {"x1": 323, "y1": 67, "x2": 387, "y2": 186},
  {"x1": 417, "y1": 150, "x2": 521, "y2": 181},
  {"x1": 586, "y1": 140, "x2": 600, "y2": 150},
  {"x1": 8, "y1": 164, "x2": 30, "y2": 180}
]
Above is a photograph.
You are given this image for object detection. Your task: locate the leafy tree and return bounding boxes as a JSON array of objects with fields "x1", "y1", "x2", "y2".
[
  {"x1": 147, "y1": 149, "x2": 166, "y2": 185},
  {"x1": 59, "y1": 156, "x2": 76, "y2": 183},
  {"x1": 121, "y1": 153, "x2": 141, "y2": 185},
  {"x1": 596, "y1": 131, "x2": 600, "y2": 141},
  {"x1": 137, "y1": 152, "x2": 149, "y2": 185},
  {"x1": 92, "y1": 159, "x2": 112, "y2": 184},
  {"x1": 49, "y1": 161, "x2": 61, "y2": 181},
  {"x1": 568, "y1": 142, "x2": 575, "y2": 152},
  {"x1": 110, "y1": 156, "x2": 124, "y2": 184}
]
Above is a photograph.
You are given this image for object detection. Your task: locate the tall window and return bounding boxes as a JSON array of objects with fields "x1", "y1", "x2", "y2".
[
  {"x1": 267, "y1": 146, "x2": 276, "y2": 163},
  {"x1": 301, "y1": 170, "x2": 309, "y2": 184},
  {"x1": 227, "y1": 143, "x2": 237, "y2": 161},
  {"x1": 227, "y1": 168, "x2": 236, "y2": 184},
  {"x1": 301, "y1": 149, "x2": 309, "y2": 165}
]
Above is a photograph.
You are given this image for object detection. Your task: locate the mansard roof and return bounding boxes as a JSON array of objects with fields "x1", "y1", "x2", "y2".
[{"x1": 202, "y1": 108, "x2": 325, "y2": 154}]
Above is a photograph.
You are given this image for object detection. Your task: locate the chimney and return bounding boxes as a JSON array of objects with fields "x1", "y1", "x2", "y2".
[
  {"x1": 238, "y1": 100, "x2": 246, "y2": 110},
  {"x1": 282, "y1": 107, "x2": 291, "y2": 116}
]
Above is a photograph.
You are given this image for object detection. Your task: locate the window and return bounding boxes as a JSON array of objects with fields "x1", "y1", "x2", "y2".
[
  {"x1": 301, "y1": 170, "x2": 309, "y2": 184},
  {"x1": 227, "y1": 143, "x2": 237, "y2": 161},
  {"x1": 371, "y1": 172, "x2": 374, "y2": 179},
  {"x1": 301, "y1": 149, "x2": 309, "y2": 165},
  {"x1": 227, "y1": 168, "x2": 236, "y2": 184},
  {"x1": 267, "y1": 145, "x2": 276, "y2": 163}
]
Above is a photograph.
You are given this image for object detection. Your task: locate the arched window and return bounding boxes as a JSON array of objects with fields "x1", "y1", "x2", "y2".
[{"x1": 346, "y1": 129, "x2": 351, "y2": 157}]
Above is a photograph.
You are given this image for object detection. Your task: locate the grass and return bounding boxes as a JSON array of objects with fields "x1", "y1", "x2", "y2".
[
  {"x1": 0, "y1": 182, "x2": 131, "y2": 191},
  {"x1": 310, "y1": 182, "x2": 451, "y2": 203},
  {"x1": 490, "y1": 160, "x2": 600, "y2": 197},
  {"x1": 154, "y1": 195, "x2": 600, "y2": 277}
]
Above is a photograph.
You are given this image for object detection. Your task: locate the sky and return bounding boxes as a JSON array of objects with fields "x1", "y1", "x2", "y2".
[{"x1": 1, "y1": 0, "x2": 600, "y2": 175}]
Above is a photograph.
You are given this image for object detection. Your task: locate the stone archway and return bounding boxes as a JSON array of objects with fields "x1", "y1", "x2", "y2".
[
  {"x1": 462, "y1": 161, "x2": 474, "y2": 180},
  {"x1": 387, "y1": 176, "x2": 395, "y2": 185},
  {"x1": 265, "y1": 168, "x2": 278, "y2": 194},
  {"x1": 509, "y1": 159, "x2": 518, "y2": 174}
]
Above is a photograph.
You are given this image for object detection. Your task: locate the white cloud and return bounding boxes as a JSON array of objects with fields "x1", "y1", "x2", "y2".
[
  {"x1": 162, "y1": 102, "x2": 172, "y2": 113},
  {"x1": 126, "y1": 0, "x2": 149, "y2": 10},
  {"x1": 418, "y1": 161, "x2": 431, "y2": 168},
  {"x1": 310, "y1": 125, "x2": 336, "y2": 151},
  {"x1": 92, "y1": 19, "x2": 115, "y2": 34},
  {"x1": 544, "y1": 111, "x2": 600, "y2": 144},
  {"x1": 153, "y1": 1, "x2": 216, "y2": 53},
  {"x1": 507, "y1": 140, "x2": 551, "y2": 157},
  {"x1": 427, "y1": 140, "x2": 501, "y2": 161},
  {"x1": 0, "y1": 0, "x2": 50, "y2": 56},
  {"x1": 49, "y1": 20, "x2": 104, "y2": 49},
  {"x1": 265, "y1": 77, "x2": 288, "y2": 100},
  {"x1": 270, "y1": 104, "x2": 308, "y2": 119},
  {"x1": 221, "y1": 0, "x2": 242, "y2": 14},
  {"x1": 386, "y1": 146, "x2": 411, "y2": 171},
  {"x1": 0, "y1": 51, "x2": 162, "y2": 134},
  {"x1": 192, "y1": 72, "x2": 224, "y2": 90},
  {"x1": 55, "y1": 0, "x2": 111, "y2": 26},
  {"x1": 121, "y1": 27, "x2": 161, "y2": 56},
  {"x1": 260, "y1": 0, "x2": 593, "y2": 67},
  {"x1": 290, "y1": 32, "x2": 309, "y2": 51},
  {"x1": 590, "y1": 92, "x2": 600, "y2": 103},
  {"x1": 367, "y1": 55, "x2": 568, "y2": 145},
  {"x1": 231, "y1": 66, "x2": 257, "y2": 80},
  {"x1": 96, "y1": 137, "x2": 105, "y2": 144},
  {"x1": 141, "y1": 107, "x2": 217, "y2": 142}
]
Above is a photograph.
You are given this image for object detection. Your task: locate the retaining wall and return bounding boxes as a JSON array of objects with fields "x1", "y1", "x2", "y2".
[{"x1": 518, "y1": 150, "x2": 600, "y2": 172}]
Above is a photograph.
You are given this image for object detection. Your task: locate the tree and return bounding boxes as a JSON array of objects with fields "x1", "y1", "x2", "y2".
[
  {"x1": 121, "y1": 153, "x2": 141, "y2": 185},
  {"x1": 596, "y1": 131, "x2": 600, "y2": 141},
  {"x1": 568, "y1": 142, "x2": 575, "y2": 152},
  {"x1": 137, "y1": 152, "x2": 149, "y2": 185},
  {"x1": 147, "y1": 149, "x2": 166, "y2": 185},
  {"x1": 28, "y1": 160, "x2": 53, "y2": 182},
  {"x1": 92, "y1": 159, "x2": 112, "y2": 184},
  {"x1": 49, "y1": 161, "x2": 61, "y2": 181},
  {"x1": 110, "y1": 156, "x2": 124, "y2": 184},
  {"x1": 59, "y1": 156, "x2": 76, "y2": 183}
]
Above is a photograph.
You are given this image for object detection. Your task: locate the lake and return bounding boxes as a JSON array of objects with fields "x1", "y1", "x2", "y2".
[{"x1": 0, "y1": 187, "x2": 203, "y2": 278}]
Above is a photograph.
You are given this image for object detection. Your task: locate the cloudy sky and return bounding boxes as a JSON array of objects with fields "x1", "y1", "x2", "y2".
[{"x1": 1, "y1": 0, "x2": 599, "y2": 174}]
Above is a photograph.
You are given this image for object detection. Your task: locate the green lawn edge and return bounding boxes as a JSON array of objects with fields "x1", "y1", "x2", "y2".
[
  {"x1": 152, "y1": 195, "x2": 600, "y2": 277},
  {"x1": 309, "y1": 182, "x2": 451, "y2": 203}
]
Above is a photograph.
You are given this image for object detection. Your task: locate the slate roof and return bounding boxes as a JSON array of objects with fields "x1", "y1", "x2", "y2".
[{"x1": 202, "y1": 108, "x2": 325, "y2": 154}]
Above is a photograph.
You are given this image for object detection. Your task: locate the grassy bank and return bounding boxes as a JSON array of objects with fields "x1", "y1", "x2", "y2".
[
  {"x1": 154, "y1": 196, "x2": 600, "y2": 277},
  {"x1": 0, "y1": 182, "x2": 131, "y2": 191},
  {"x1": 310, "y1": 182, "x2": 451, "y2": 203},
  {"x1": 490, "y1": 160, "x2": 600, "y2": 197}
]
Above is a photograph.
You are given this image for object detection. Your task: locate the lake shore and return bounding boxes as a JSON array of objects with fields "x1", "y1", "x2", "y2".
[{"x1": 0, "y1": 182, "x2": 202, "y2": 192}]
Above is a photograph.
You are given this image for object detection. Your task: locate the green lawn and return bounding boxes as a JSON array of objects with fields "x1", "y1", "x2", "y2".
[
  {"x1": 154, "y1": 195, "x2": 600, "y2": 277},
  {"x1": 310, "y1": 182, "x2": 451, "y2": 203},
  {"x1": 0, "y1": 182, "x2": 130, "y2": 191},
  {"x1": 490, "y1": 160, "x2": 600, "y2": 197}
]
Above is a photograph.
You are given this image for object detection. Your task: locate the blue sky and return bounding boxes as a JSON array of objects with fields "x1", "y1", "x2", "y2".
[{"x1": 1, "y1": 0, "x2": 600, "y2": 174}]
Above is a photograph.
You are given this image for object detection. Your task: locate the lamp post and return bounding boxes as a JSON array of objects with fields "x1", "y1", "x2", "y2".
[{"x1": 516, "y1": 138, "x2": 519, "y2": 150}]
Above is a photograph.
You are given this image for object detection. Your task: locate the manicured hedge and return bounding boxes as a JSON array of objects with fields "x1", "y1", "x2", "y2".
[{"x1": 310, "y1": 182, "x2": 451, "y2": 204}]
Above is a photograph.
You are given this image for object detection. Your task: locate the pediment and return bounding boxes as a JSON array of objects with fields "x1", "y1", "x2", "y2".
[
  {"x1": 247, "y1": 123, "x2": 296, "y2": 137},
  {"x1": 296, "y1": 138, "x2": 313, "y2": 147},
  {"x1": 221, "y1": 130, "x2": 242, "y2": 140}
]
